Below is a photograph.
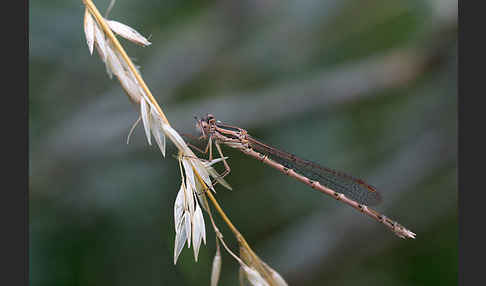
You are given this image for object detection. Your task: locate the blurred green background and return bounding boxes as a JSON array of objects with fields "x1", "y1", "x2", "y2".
[{"x1": 29, "y1": 0, "x2": 457, "y2": 285}]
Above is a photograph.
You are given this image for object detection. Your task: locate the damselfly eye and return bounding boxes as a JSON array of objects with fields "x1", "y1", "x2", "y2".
[{"x1": 206, "y1": 114, "x2": 215, "y2": 121}]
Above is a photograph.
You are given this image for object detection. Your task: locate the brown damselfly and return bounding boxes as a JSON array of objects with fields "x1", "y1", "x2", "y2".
[{"x1": 190, "y1": 114, "x2": 415, "y2": 239}]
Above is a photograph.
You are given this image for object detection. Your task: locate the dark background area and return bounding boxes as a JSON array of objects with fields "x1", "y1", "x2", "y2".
[{"x1": 29, "y1": 0, "x2": 457, "y2": 285}]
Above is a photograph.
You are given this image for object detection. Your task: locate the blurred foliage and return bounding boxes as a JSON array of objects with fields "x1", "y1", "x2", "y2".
[{"x1": 30, "y1": 0, "x2": 457, "y2": 285}]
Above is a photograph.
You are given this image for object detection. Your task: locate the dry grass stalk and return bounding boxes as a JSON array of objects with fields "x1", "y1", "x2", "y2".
[{"x1": 81, "y1": 1, "x2": 287, "y2": 285}]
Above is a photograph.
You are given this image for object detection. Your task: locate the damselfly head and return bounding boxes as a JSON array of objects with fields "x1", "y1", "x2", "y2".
[
  {"x1": 197, "y1": 114, "x2": 216, "y2": 137},
  {"x1": 202, "y1": 113, "x2": 215, "y2": 123},
  {"x1": 200, "y1": 114, "x2": 216, "y2": 126}
]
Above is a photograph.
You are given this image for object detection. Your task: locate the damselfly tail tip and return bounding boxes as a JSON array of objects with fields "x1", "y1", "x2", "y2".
[
  {"x1": 404, "y1": 229, "x2": 416, "y2": 239},
  {"x1": 395, "y1": 226, "x2": 416, "y2": 239}
]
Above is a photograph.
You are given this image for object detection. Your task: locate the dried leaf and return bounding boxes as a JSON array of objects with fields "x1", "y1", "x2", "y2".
[
  {"x1": 152, "y1": 124, "x2": 166, "y2": 157},
  {"x1": 182, "y1": 159, "x2": 196, "y2": 199},
  {"x1": 174, "y1": 213, "x2": 188, "y2": 265},
  {"x1": 184, "y1": 212, "x2": 191, "y2": 249},
  {"x1": 184, "y1": 175, "x2": 195, "y2": 217},
  {"x1": 240, "y1": 265, "x2": 269, "y2": 286},
  {"x1": 104, "y1": 43, "x2": 124, "y2": 80},
  {"x1": 140, "y1": 98, "x2": 152, "y2": 145},
  {"x1": 106, "y1": 19, "x2": 151, "y2": 46},
  {"x1": 118, "y1": 53, "x2": 142, "y2": 92},
  {"x1": 197, "y1": 203, "x2": 206, "y2": 245},
  {"x1": 118, "y1": 69, "x2": 142, "y2": 104},
  {"x1": 194, "y1": 179, "x2": 210, "y2": 212},
  {"x1": 191, "y1": 159, "x2": 215, "y2": 192},
  {"x1": 192, "y1": 204, "x2": 204, "y2": 261},
  {"x1": 161, "y1": 123, "x2": 192, "y2": 154},
  {"x1": 150, "y1": 111, "x2": 166, "y2": 157},
  {"x1": 83, "y1": 9, "x2": 95, "y2": 55},
  {"x1": 93, "y1": 22, "x2": 107, "y2": 62},
  {"x1": 174, "y1": 184, "x2": 185, "y2": 231},
  {"x1": 239, "y1": 246, "x2": 254, "y2": 267},
  {"x1": 210, "y1": 247, "x2": 222, "y2": 286}
]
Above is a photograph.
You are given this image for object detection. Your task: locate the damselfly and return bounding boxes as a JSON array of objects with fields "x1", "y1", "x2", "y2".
[{"x1": 190, "y1": 114, "x2": 415, "y2": 239}]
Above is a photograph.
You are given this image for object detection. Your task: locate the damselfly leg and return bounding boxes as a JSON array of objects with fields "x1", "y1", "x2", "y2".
[{"x1": 184, "y1": 133, "x2": 232, "y2": 186}]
